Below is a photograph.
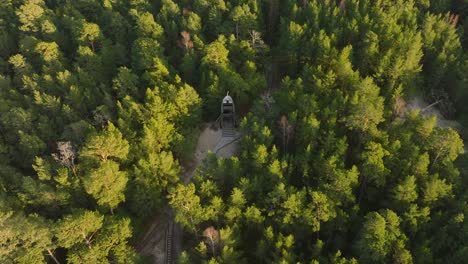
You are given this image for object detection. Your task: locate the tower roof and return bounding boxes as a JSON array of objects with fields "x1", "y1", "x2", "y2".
[{"x1": 223, "y1": 95, "x2": 234, "y2": 104}]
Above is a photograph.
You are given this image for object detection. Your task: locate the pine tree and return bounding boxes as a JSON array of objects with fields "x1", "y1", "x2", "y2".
[
  {"x1": 80, "y1": 122, "x2": 129, "y2": 162},
  {"x1": 83, "y1": 160, "x2": 128, "y2": 212}
]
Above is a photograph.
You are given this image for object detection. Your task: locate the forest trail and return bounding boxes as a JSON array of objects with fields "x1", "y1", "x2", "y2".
[
  {"x1": 181, "y1": 124, "x2": 222, "y2": 183},
  {"x1": 138, "y1": 123, "x2": 239, "y2": 263},
  {"x1": 138, "y1": 61, "x2": 275, "y2": 263},
  {"x1": 407, "y1": 97, "x2": 467, "y2": 152}
]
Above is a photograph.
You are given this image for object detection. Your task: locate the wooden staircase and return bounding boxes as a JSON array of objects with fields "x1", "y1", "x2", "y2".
[{"x1": 222, "y1": 127, "x2": 235, "y2": 137}]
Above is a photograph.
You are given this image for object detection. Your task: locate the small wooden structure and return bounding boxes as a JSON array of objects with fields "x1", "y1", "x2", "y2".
[{"x1": 214, "y1": 93, "x2": 242, "y2": 156}]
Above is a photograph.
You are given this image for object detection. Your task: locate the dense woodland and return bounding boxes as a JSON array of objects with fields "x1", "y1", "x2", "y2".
[{"x1": 0, "y1": 0, "x2": 467, "y2": 263}]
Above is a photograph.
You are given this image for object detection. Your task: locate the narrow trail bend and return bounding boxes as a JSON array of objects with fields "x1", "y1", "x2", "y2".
[{"x1": 138, "y1": 123, "x2": 239, "y2": 263}]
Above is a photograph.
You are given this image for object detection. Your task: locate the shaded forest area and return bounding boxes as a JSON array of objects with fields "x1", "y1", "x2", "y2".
[{"x1": 0, "y1": 0, "x2": 467, "y2": 263}]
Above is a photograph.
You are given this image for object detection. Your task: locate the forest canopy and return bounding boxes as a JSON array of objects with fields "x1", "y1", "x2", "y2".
[{"x1": 0, "y1": 0, "x2": 467, "y2": 263}]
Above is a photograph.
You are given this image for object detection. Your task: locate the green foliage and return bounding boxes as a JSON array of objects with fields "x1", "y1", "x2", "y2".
[
  {"x1": 83, "y1": 160, "x2": 128, "y2": 211},
  {"x1": 169, "y1": 183, "x2": 207, "y2": 233},
  {"x1": 56, "y1": 210, "x2": 104, "y2": 248},
  {"x1": 0, "y1": 0, "x2": 467, "y2": 263},
  {"x1": 0, "y1": 212, "x2": 55, "y2": 264},
  {"x1": 80, "y1": 122, "x2": 129, "y2": 162},
  {"x1": 346, "y1": 77, "x2": 385, "y2": 134},
  {"x1": 354, "y1": 210, "x2": 411, "y2": 263},
  {"x1": 112, "y1": 67, "x2": 139, "y2": 99},
  {"x1": 56, "y1": 210, "x2": 136, "y2": 263},
  {"x1": 169, "y1": 1, "x2": 467, "y2": 263},
  {"x1": 393, "y1": 176, "x2": 418, "y2": 204}
]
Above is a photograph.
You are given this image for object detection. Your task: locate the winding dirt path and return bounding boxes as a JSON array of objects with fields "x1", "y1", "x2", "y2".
[{"x1": 138, "y1": 123, "x2": 239, "y2": 263}]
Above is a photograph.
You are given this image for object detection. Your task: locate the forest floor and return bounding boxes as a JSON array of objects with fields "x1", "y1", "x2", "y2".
[
  {"x1": 407, "y1": 97, "x2": 462, "y2": 128},
  {"x1": 407, "y1": 96, "x2": 467, "y2": 152},
  {"x1": 138, "y1": 122, "x2": 239, "y2": 263},
  {"x1": 182, "y1": 123, "x2": 223, "y2": 183}
]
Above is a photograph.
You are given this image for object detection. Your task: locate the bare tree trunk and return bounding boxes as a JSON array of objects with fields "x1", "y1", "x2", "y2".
[
  {"x1": 432, "y1": 146, "x2": 445, "y2": 166},
  {"x1": 47, "y1": 249, "x2": 61, "y2": 264},
  {"x1": 71, "y1": 165, "x2": 78, "y2": 177},
  {"x1": 422, "y1": 100, "x2": 442, "y2": 113},
  {"x1": 209, "y1": 237, "x2": 215, "y2": 256},
  {"x1": 82, "y1": 233, "x2": 93, "y2": 249}
]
